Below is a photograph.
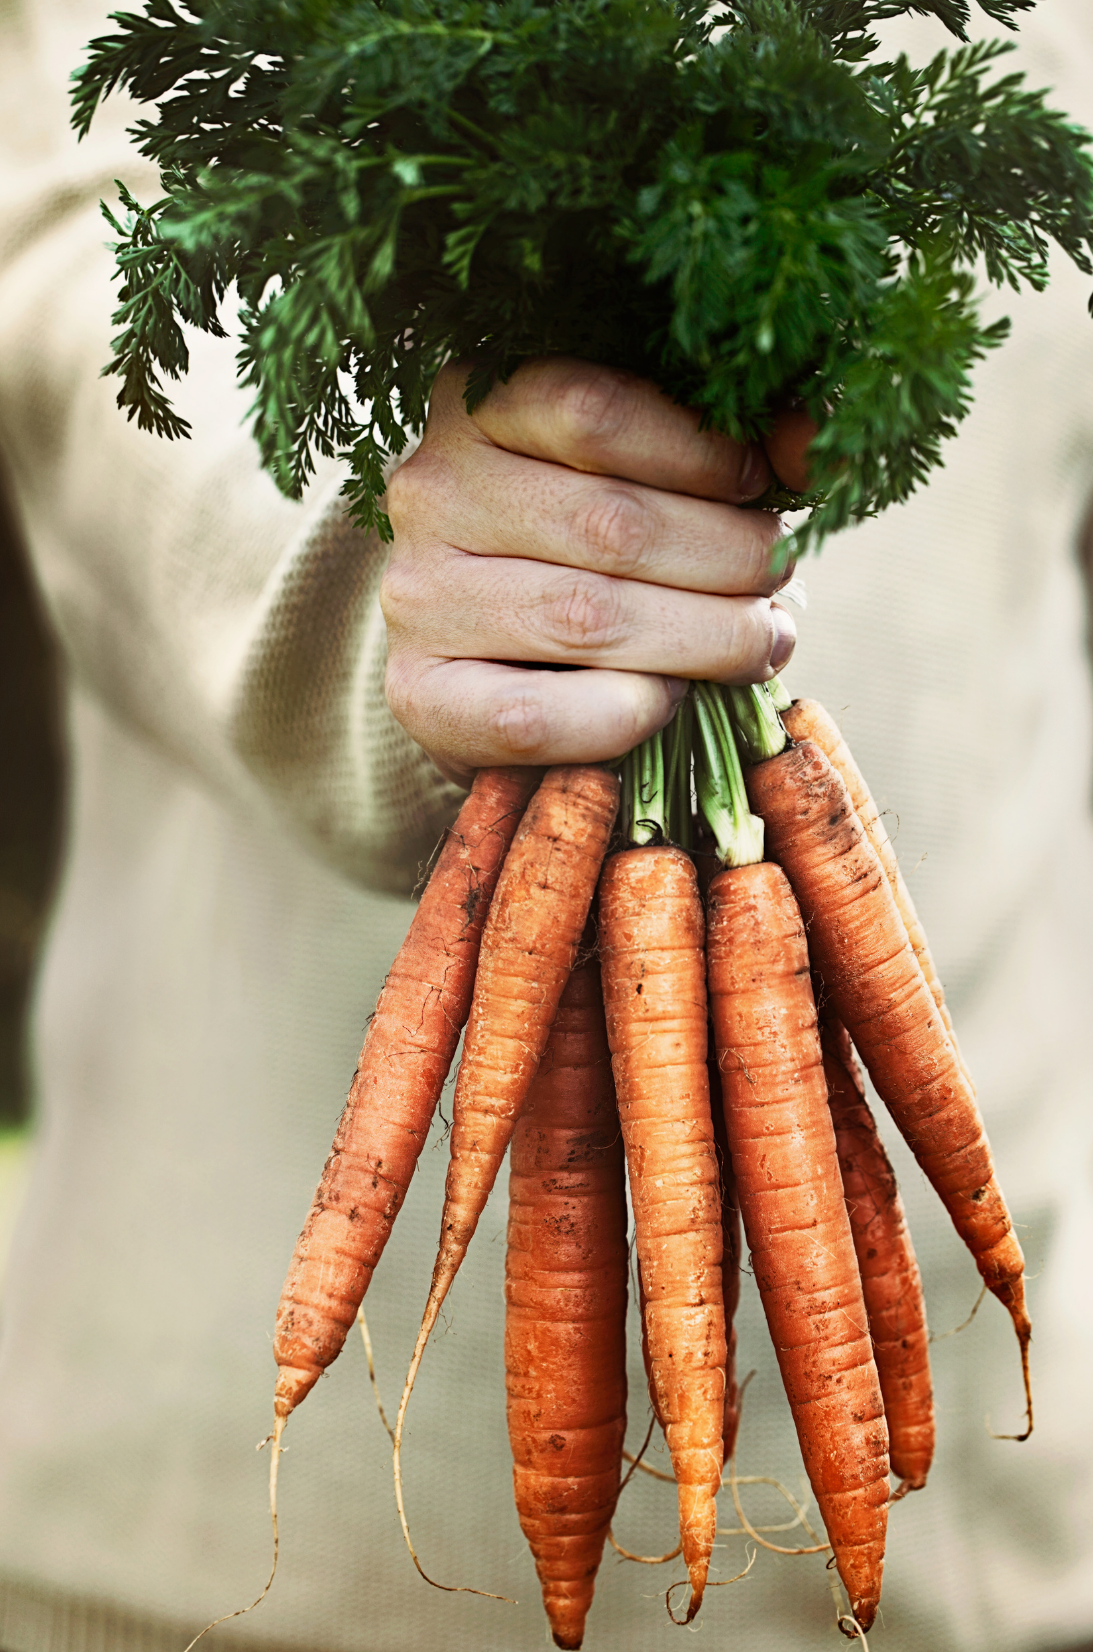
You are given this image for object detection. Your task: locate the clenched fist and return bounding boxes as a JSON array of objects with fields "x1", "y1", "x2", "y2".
[{"x1": 381, "y1": 356, "x2": 795, "y2": 784}]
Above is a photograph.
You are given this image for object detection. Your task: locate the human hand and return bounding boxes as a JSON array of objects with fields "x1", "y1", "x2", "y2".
[{"x1": 381, "y1": 357, "x2": 796, "y2": 785}]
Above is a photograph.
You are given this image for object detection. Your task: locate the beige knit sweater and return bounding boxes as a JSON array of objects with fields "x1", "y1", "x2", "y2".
[{"x1": 1, "y1": 4, "x2": 1093, "y2": 1651}]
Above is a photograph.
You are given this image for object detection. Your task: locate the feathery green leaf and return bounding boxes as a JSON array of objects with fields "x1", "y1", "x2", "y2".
[{"x1": 73, "y1": 0, "x2": 1093, "y2": 546}]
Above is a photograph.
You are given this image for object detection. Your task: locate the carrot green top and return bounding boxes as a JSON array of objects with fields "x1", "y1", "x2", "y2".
[{"x1": 73, "y1": 0, "x2": 1093, "y2": 552}]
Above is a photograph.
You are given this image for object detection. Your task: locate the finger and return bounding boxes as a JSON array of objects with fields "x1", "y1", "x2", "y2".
[
  {"x1": 381, "y1": 545, "x2": 795, "y2": 683},
  {"x1": 466, "y1": 357, "x2": 772, "y2": 504},
  {"x1": 385, "y1": 654, "x2": 686, "y2": 783},
  {"x1": 388, "y1": 437, "x2": 786, "y2": 596}
]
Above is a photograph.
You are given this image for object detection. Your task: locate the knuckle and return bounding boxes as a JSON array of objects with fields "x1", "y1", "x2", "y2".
[
  {"x1": 383, "y1": 649, "x2": 425, "y2": 731},
  {"x1": 555, "y1": 365, "x2": 632, "y2": 452},
  {"x1": 487, "y1": 691, "x2": 550, "y2": 760},
  {"x1": 572, "y1": 486, "x2": 655, "y2": 576},
  {"x1": 539, "y1": 572, "x2": 625, "y2": 653},
  {"x1": 384, "y1": 447, "x2": 445, "y2": 532},
  {"x1": 378, "y1": 554, "x2": 423, "y2": 631},
  {"x1": 383, "y1": 454, "x2": 420, "y2": 531}
]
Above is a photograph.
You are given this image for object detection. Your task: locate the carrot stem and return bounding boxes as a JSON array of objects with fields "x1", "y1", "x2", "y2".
[
  {"x1": 640, "y1": 733, "x2": 666, "y2": 839},
  {"x1": 665, "y1": 695, "x2": 693, "y2": 850},
  {"x1": 766, "y1": 674, "x2": 793, "y2": 712},
  {"x1": 618, "y1": 698, "x2": 694, "y2": 849},
  {"x1": 727, "y1": 683, "x2": 788, "y2": 764},
  {"x1": 693, "y1": 684, "x2": 764, "y2": 867},
  {"x1": 622, "y1": 732, "x2": 667, "y2": 845}
]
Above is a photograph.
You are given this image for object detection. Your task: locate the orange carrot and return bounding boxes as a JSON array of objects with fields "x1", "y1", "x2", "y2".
[
  {"x1": 783, "y1": 698, "x2": 961, "y2": 1062},
  {"x1": 709, "y1": 1055, "x2": 742, "y2": 1462},
  {"x1": 696, "y1": 828, "x2": 741, "y2": 1456},
  {"x1": 273, "y1": 765, "x2": 540, "y2": 1420},
  {"x1": 633, "y1": 1068, "x2": 734, "y2": 1464},
  {"x1": 636, "y1": 1272, "x2": 665, "y2": 1435},
  {"x1": 395, "y1": 765, "x2": 620, "y2": 1568},
  {"x1": 746, "y1": 740, "x2": 1031, "y2": 1430},
  {"x1": 821, "y1": 1019, "x2": 935, "y2": 1496},
  {"x1": 505, "y1": 957, "x2": 628, "y2": 1650},
  {"x1": 707, "y1": 859, "x2": 889, "y2": 1630},
  {"x1": 598, "y1": 845, "x2": 725, "y2": 1623}
]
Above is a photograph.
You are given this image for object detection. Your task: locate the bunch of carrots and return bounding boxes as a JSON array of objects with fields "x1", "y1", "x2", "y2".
[
  {"x1": 265, "y1": 672, "x2": 1032, "y2": 1650},
  {"x1": 69, "y1": 2, "x2": 1077, "y2": 1642}
]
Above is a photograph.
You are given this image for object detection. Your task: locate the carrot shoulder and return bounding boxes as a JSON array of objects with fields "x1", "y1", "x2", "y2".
[
  {"x1": 746, "y1": 740, "x2": 1031, "y2": 1427},
  {"x1": 505, "y1": 958, "x2": 628, "y2": 1651},
  {"x1": 599, "y1": 845, "x2": 725, "y2": 1623},
  {"x1": 822, "y1": 1020, "x2": 935, "y2": 1495},
  {"x1": 707, "y1": 859, "x2": 889, "y2": 1631},
  {"x1": 273, "y1": 765, "x2": 539, "y2": 1420}
]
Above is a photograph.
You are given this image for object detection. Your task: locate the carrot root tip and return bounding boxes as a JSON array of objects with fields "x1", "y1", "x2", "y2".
[
  {"x1": 665, "y1": 1579, "x2": 701, "y2": 1627},
  {"x1": 273, "y1": 1362, "x2": 321, "y2": 1420}
]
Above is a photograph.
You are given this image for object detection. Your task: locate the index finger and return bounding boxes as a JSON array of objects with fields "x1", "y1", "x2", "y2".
[{"x1": 470, "y1": 357, "x2": 771, "y2": 506}]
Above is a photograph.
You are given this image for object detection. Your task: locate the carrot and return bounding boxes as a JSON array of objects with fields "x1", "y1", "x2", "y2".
[
  {"x1": 273, "y1": 765, "x2": 540, "y2": 1421},
  {"x1": 746, "y1": 740, "x2": 1031, "y2": 1431},
  {"x1": 821, "y1": 1019, "x2": 935, "y2": 1497},
  {"x1": 394, "y1": 764, "x2": 620, "y2": 1571},
  {"x1": 637, "y1": 1032, "x2": 741, "y2": 1467},
  {"x1": 707, "y1": 859, "x2": 889, "y2": 1631},
  {"x1": 505, "y1": 957, "x2": 628, "y2": 1651},
  {"x1": 636, "y1": 1272, "x2": 665, "y2": 1435},
  {"x1": 634, "y1": 1069, "x2": 734, "y2": 1462},
  {"x1": 783, "y1": 697, "x2": 962, "y2": 1064},
  {"x1": 598, "y1": 845, "x2": 725, "y2": 1623},
  {"x1": 709, "y1": 1058, "x2": 743, "y2": 1463}
]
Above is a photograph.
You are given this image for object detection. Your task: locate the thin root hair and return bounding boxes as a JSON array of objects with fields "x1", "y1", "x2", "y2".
[
  {"x1": 179, "y1": 1415, "x2": 284, "y2": 1652},
  {"x1": 357, "y1": 1306, "x2": 394, "y2": 1444}
]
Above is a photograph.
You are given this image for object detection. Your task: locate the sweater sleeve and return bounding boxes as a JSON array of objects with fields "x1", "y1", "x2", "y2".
[{"x1": 0, "y1": 4, "x2": 465, "y2": 896}]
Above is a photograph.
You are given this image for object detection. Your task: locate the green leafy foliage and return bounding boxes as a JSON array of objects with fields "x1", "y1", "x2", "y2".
[{"x1": 72, "y1": 0, "x2": 1093, "y2": 547}]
